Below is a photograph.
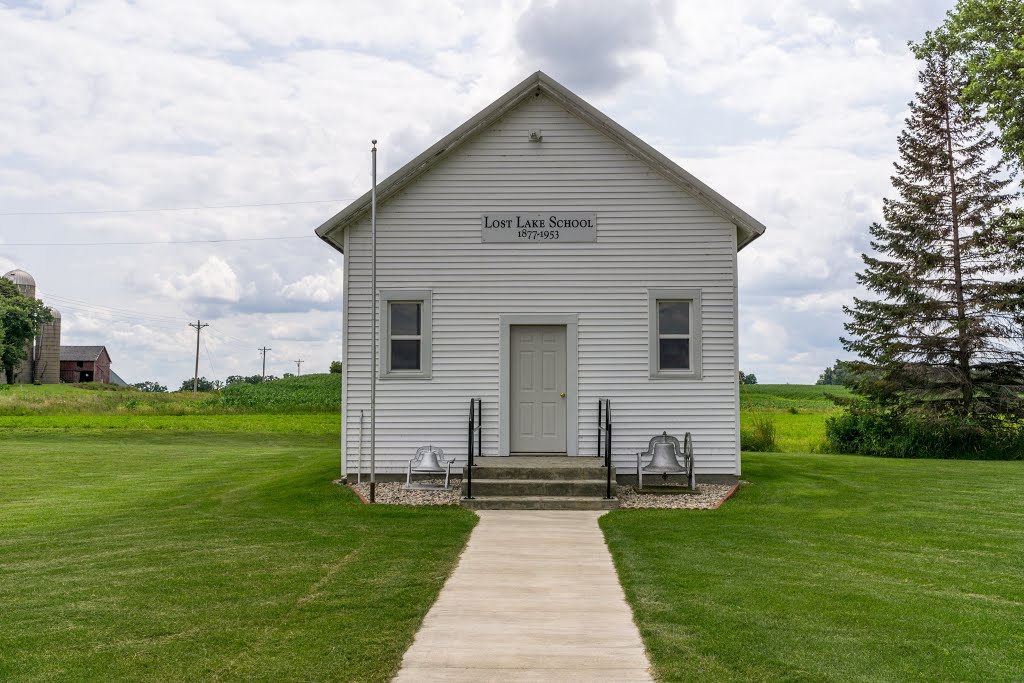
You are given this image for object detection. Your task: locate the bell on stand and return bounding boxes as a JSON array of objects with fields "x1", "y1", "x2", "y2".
[
  {"x1": 416, "y1": 446, "x2": 446, "y2": 472},
  {"x1": 405, "y1": 445, "x2": 454, "y2": 490},
  {"x1": 636, "y1": 431, "x2": 696, "y2": 490}
]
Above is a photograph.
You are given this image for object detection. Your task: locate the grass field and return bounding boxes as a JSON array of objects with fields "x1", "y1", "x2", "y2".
[
  {"x1": 6, "y1": 379, "x2": 1020, "y2": 681},
  {"x1": 603, "y1": 453, "x2": 1024, "y2": 682},
  {"x1": 740, "y1": 384, "x2": 849, "y2": 452},
  {"x1": 0, "y1": 413, "x2": 475, "y2": 681}
]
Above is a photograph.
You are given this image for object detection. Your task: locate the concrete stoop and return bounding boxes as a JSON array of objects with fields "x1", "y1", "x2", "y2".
[{"x1": 460, "y1": 457, "x2": 619, "y2": 510}]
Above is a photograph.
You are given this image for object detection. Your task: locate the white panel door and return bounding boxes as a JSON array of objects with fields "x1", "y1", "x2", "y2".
[{"x1": 510, "y1": 325, "x2": 567, "y2": 453}]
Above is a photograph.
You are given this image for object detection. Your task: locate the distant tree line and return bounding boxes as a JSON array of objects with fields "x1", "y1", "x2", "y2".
[
  {"x1": 738, "y1": 371, "x2": 758, "y2": 385},
  {"x1": 178, "y1": 377, "x2": 220, "y2": 392},
  {"x1": 138, "y1": 366, "x2": 338, "y2": 396},
  {"x1": 226, "y1": 374, "x2": 278, "y2": 386},
  {"x1": 132, "y1": 381, "x2": 167, "y2": 393},
  {"x1": 816, "y1": 361, "x2": 854, "y2": 387}
]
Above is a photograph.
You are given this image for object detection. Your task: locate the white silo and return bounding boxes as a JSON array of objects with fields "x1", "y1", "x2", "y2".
[
  {"x1": 3, "y1": 269, "x2": 37, "y2": 299},
  {"x1": 3, "y1": 270, "x2": 37, "y2": 383},
  {"x1": 2, "y1": 269, "x2": 61, "y2": 384},
  {"x1": 35, "y1": 307, "x2": 61, "y2": 384}
]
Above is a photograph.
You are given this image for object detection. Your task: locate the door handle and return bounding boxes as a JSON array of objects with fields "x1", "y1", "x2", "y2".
[{"x1": 559, "y1": 392, "x2": 566, "y2": 398}]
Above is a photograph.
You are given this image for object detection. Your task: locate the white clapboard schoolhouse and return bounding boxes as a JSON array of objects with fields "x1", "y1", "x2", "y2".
[{"x1": 316, "y1": 72, "x2": 765, "y2": 486}]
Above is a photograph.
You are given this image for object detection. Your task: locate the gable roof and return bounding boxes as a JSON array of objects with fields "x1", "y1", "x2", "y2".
[
  {"x1": 316, "y1": 71, "x2": 766, "y2": 252},
  {"x1": 60, "y1": 345, "x2": 108, "y2": 362}
]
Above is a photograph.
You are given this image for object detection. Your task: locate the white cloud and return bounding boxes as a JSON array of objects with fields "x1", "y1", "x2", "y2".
[
  {"x1": 281, "y1": 263, "x2": 343, "y2": 304},
  {"x1": 781, "y1": 289, "x2": 861, "y2": 313},
  {"x1": 155, "y1": 256, "x2": 242, "y2": 302},
  {"x1": 0, "y1": 0, "x2": 950, "y2": 385}
]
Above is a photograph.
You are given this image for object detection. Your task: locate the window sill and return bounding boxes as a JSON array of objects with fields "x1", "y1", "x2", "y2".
[
  {"x1": 649, "y1": 370, "x2": 703, "y2": 381},
  {"x1": 379, "y1": 372, "x2": 433, "y2": 381}
]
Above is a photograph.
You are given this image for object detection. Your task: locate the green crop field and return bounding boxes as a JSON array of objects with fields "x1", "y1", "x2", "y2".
[
  {"x1": 740, "y1": 383, "x2": 851, "y2": 409},
  {"x1": 0, "y1": 374, "x2": 341, "y2": 415},
  {"x1": 740, "y1": 384, "x2": 849, "y2": 452}
]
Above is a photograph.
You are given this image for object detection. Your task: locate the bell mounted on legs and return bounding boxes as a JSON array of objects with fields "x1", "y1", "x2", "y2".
[
  {"x1": 636, "y1": 431, "x2": 697, "y2": 492},
  {"x1": 404, "y1": 445, "x2": 455, "y2": 490}
]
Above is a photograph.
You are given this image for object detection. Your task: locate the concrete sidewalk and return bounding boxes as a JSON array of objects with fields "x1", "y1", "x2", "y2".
[{"x1": 393, "y1": 510, "x2": 653, "y2": 682}]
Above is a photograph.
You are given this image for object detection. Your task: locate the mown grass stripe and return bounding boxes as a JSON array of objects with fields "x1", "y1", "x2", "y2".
[
  {"x1": 602, "y1": 453, "x2": 1024, "y2": 682},
  {"x1": 0, "y1": 431, "x2": 476, "y2": 682}
]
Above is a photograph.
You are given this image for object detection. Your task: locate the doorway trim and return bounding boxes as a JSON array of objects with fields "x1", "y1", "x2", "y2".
[{"x1": 499, "y1": 314, "x2": 578, "y2": 457}]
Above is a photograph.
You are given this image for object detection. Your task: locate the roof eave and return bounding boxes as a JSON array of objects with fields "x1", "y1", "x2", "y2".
[{"x1": 737, "y1": 224, "x2": 765, "y2": 251}]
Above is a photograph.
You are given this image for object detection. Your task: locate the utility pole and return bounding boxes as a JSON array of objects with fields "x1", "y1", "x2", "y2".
[
  {"x1": 258, "y1": 347, "x2": 271, "y2": 380},
  {"x1": 189, "y1": 320, "x2": 209, "y2": 397},
  {"x1": 294, "y1": 359, "x2": 304, "y2": 376}
]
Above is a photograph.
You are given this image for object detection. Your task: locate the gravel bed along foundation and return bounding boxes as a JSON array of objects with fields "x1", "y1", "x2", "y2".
[
  {"x1": 341, "y1": 478, "x2": 744, "y2": 509},
  {"x1": 616, "y1": 482, "x2": 741, "y2": 509},
  {"x1": 346, "y1": 479, "x2": 462, "y2": 506}
]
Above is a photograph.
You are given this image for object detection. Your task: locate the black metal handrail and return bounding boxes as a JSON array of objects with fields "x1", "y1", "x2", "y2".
[
  {"x1": 598, "y1": 398, "x2": 613, "y2": 499},
  {"x1": 465, "y1": 398, "x2": 481, "y2": 499}
]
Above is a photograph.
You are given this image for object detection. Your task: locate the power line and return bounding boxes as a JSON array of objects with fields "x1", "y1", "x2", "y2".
[
  {"x1": 42, "y1": 301, "x2": 188, "y2": 332},
  {"x1": 0, "y1": 198, "x2": 350, "y2": 217},
  {"x1": 39, "y1": 295, "x2": 270, "y2": 348},
  {"x1": 39, "y1": 291, "x2": 190, "y2": 324},
  {"x1": 203, "y1": 327, "x2": 255, "y2": 353},
  {"x1": 207, "y1": 325, "x2": 253, "y2": 347},
  {"x1": 203, "y1": 335, "x2": 218, "y2": 383},
  {"x1": 4, "y1": 235, "x2": 318, "y2": 247}
]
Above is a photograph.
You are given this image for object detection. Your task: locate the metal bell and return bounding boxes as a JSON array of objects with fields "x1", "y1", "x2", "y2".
[
  {"x1": 643, "y1": 432, "x2": 688, "y2": 474},
  {"x1": 414, "y1": 445, "x2": 446, "y2": 473}
]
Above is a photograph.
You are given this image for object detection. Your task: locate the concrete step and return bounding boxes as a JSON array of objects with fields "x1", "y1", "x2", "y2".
[
  {"x1": 463, "y1": 466, "x2": 609, "y2": 481},
  {"x1": 460, "y1": 496, "x2": 619, "y2": 511},
  {"x1": 468, "y1": 478, "x2": 613, "y2": 497}
]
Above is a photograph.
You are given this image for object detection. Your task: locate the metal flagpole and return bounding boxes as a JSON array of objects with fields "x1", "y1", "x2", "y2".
[{"x1": 370, "y1": 140, "x2": 378, "y2": 503}]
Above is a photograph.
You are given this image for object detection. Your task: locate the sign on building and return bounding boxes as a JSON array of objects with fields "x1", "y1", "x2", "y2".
[{"x1": 481, "y1": 213, "x2": 598, "y2": 243}]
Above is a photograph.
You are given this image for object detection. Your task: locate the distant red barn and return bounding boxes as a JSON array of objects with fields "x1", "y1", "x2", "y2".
[{"x1": 60, "y1": 346, "x2": 112, "y2": 384}]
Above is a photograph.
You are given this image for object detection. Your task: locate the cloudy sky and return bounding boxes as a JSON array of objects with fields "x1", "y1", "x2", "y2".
[{"x1": 0, "y1": 0, "x2": 955, "y2": 386}]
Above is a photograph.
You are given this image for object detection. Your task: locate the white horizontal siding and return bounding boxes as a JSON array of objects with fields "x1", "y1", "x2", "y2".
[{"x1": 342, "y1": 94, "x2": 740, "y2": 476}]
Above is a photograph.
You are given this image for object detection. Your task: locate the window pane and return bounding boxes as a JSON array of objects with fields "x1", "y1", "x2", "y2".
[
  {"x1": 390, "y1": 302, "x2": 421, "y2": 336},
  {"x1": 391, "y1": 339, "x2": 421, "y2": 370},
  {"x1": 658, "y1": 301, "x2": 690, "y2": 335},
  {"x1": 659, "y1": 338, "x2": 690, "y2": 370}
]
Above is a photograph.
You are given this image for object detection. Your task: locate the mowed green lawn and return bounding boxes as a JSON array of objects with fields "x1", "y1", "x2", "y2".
[
  {"x1": 603, "y1": 453, "x2": 1024, "y2": 682},
  {"x1": 5, "y1": 382, "x2": 1023, "y2": 682},
  {"x1": 0, "y1": 424, "x2": 476, "y2": 682}
]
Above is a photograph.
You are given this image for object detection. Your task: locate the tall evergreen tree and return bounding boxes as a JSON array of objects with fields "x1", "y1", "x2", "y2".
[{"x1": 843, "y1": 52, "x2": 1024, "y2": 420}]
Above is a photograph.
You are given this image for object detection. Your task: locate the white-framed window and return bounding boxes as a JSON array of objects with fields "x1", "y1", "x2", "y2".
[
  {"x1": 648, "y1": 289, "x2": 702, "y2": 380},
  {"x1": 379, "y1": 289, "x2": 432, "y2": 379}
]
